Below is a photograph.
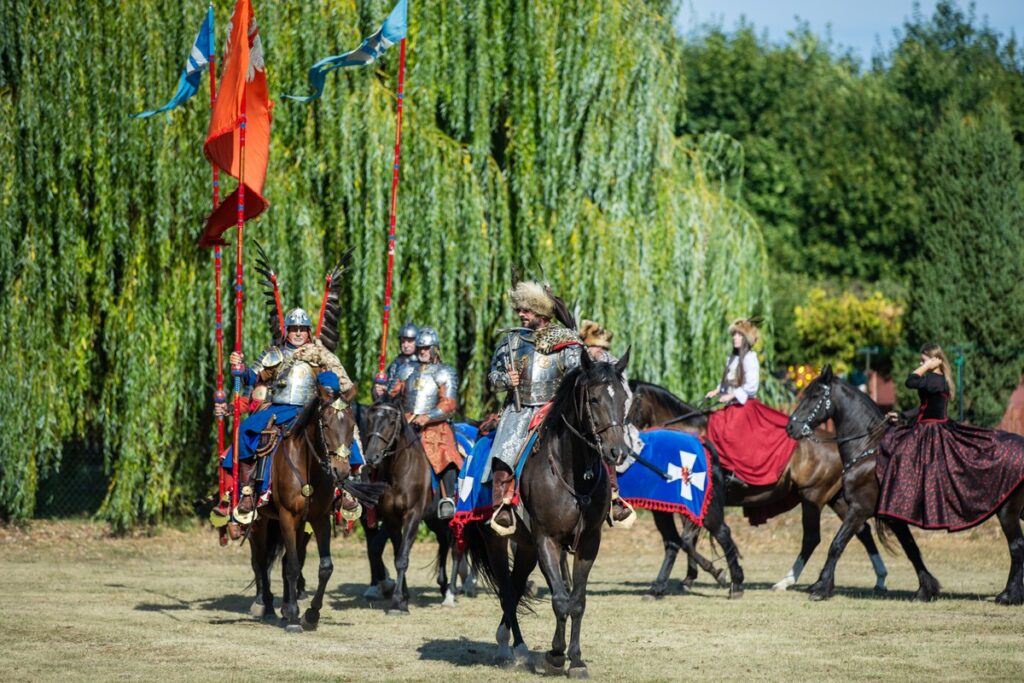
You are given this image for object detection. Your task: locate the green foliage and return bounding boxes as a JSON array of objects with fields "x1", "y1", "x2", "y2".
[
  {"x1": 793, "y1": 288, "x2": 904, "y2": 375},
  {"x1": 0, "y1": 0, "x2": 768, "y2": 527},
  {"x1": 904, "y1": 108, "x2": 1024, "y2": 426}
]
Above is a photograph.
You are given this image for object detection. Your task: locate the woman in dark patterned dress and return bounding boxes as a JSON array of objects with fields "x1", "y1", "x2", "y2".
[{"x1": 877, "y1": 344, "x2": 1024, "y2": 530}]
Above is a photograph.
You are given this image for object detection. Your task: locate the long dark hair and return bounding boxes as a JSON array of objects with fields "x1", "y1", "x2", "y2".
[{"x1": 720, "y1": 338, "x2": 752, "y2": 390}]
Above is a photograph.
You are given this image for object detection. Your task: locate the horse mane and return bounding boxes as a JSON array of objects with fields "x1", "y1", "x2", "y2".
[
  {"x1": 628, "y1": 379, "x2": 696, "y2": 414},
  {"x1": 285, "y1": 398, "x2": 320, "y2": 439},
  {"x1": 826, "y1": 375, "x2": 885, "y2": 420}
]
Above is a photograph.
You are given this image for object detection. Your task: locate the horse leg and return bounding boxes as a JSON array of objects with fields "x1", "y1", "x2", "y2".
[
  {"x1": 995, "y1": 488, "x2": 1024, "y2": 605},
  {"x1": 536, "y1": 535, "x2": 571, "y2": 675},
  {"x1": 362, "y1": 518, "x2": 394, "y2": 599},
  {"x1": 387, "y1": 510, "x2": 422, "y2": 614},
  {"x1": 434, "y1": 522, "x2": 456, "y2": 607},
  {"x1": 680, "y1": 520, "x2": 728, "y2": 588},
  {"x1": 830, "y1": 495, "x2": 888, "y2": 592},
  {"x1": 278, "y1": 512, "x2": 304, "y2": 632},
  {"x1": 301, "y1": 514, "x2": 333, "y2": 631},
  {"x1": 774, "y1": 499, "x2": 821, "y2": 591},
  {"x1": 297, "y1": 528, "x2": 311, "y2": 602},
  {"x1": 482, "y1": 533, "x2": 519, "y2": 663},
  {"x1": 884, "y1": 520, "x2": 940, "y2": 602},
  {"x1": 807, "y1": 505, "x2": 871, "y2": 601},
  {"x1": 249, "y1": 520, "x2": 276, "y2": 619},
  {"x1": 565, "y1": 532, "x2": 601, "y2": 678},
  {"x1": 503, "y1": 538, "x2": 536, "y2": 669},
  {"x1": 700, "y1": 501, "x2": 744, "y2": 598},
  {"x1": 646, "y1": 511, "x2": 681, "y2": 598}
]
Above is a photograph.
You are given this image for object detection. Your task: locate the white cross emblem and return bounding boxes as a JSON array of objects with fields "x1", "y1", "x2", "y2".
[{"x1": 666, "y1": 449, "x2": 706, "y2": 501}]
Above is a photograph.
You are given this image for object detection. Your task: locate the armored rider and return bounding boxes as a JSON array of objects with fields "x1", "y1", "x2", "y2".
[
  {"x1": 389, "y1": 327, "x2": 463, "y2": 520},
  {"x1": 487, "y1": 281, "x2": 582, "y2": 534},
  {"x1": 579, "y1": 320, "x2": 637, "y2": 526},
  {"x1": 373, "y1": 321, "x2": 419, "y2": 399},
  {"x1": 216, "y1": 308, "x2": 356, "y2": 524}
]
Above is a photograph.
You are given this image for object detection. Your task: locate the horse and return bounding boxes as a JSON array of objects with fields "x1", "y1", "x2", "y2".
[
  {"x1": 463, "y1": 351, "x2": 632, "y2": 677},
  {"x1": 246, "y1": 394, "x2": 361, "y2": 632},
  {"x1": 628, "y1": 380, "x2": 888, "y2": 596},
  {"x1": 787, "y1": 365, "x2": 1024, "y2": 604},
  {"x1": 361, "y1": 396, "x2": 464, "y2": 613}
]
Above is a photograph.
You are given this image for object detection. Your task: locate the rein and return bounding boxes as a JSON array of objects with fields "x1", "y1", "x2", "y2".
[
  {"x1": 791, "y1": 382, "x2": 889, "y2": 474},
  {"x1": 365, "y1": 402, "x2": 422, "y2": 467},
  {"x1": 548, "y1": 375, "x2": 618, "y2": 551}
]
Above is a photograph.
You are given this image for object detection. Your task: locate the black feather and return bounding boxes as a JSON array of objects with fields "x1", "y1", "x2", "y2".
[{"x1": 319, "y1": 247, "x2": 355, "y2": 353}]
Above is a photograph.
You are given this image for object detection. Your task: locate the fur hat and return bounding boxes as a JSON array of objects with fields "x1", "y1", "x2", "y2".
[
  {"x1": 729, "y1": 318, "x2": 759, "y2": 347},
  {"x1": 508, "y1": 280, "x2": 555, "y2": 319},
  {"x1": 579, "y1": 320, "x2": 613, "y2": 349}
]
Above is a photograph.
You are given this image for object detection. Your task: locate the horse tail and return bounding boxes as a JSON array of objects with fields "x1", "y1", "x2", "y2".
[
  {"x1": 873, "y1": 518, "x2": 899, "y2": 555},
  {"x1": 341, "y1": 479, "x2": 387, "y2": 507},
  {"x1": 462, "y1": 521, "x2": 501, "y2": 595},
  {"x1": 461, "y1": 521, "x2": 537, "y2": 616}
]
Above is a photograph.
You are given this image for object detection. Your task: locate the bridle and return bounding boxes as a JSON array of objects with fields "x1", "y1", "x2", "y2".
[
  {"x1": 790, "y1": 381, "x2": 889, "y2": 473},
  {"x1": 364, "y1": 402, "x2": 408, "y2": 466},
  {"x1": 299, "y1": 403, "x2": 349, "y2": 483},
  {"x1": 560, "y1": 374, "x2": 626, "y2": 460}
]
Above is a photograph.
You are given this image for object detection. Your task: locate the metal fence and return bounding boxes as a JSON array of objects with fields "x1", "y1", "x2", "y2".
[{"x1": 34, "y1": 441, "x2": 109, "y2": 518}]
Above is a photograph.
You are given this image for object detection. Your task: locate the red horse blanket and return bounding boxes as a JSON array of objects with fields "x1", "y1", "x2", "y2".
[{"x1": 706, "y1": 400, "x2": 797, "y2": 486}]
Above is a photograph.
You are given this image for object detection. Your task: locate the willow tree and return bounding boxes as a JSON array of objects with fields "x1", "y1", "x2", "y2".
[{"x1": 0, "y1": 0, "x2": 769, "y2": 528}]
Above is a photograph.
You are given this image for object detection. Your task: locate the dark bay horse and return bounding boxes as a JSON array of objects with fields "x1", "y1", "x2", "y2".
[
  {"x1": 247, "y1": 397, "x2": 358, "y2": 632},
  {"x1": 629, "y1": 381, "x2": 888, "y2": 596},
  {"x1": 787, "y1": 366, "x2": 1024, "y2": 604},
  {"x1": 361, "y1": 397, "x2": 462, "y2": 613},
  {"x1": 464, "y1": 352, "x2": 632, "y2": 677}
]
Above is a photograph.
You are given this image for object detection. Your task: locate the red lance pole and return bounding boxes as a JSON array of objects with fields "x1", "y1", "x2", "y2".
[
  {"x1": 376, "y1": 38, "x2": 408, "y2": 381},
  {"x1": 229, "y1": 60, "x2": 248, "y2": 511},
  {"x1": 208, "y1": 9, "x2": 227, "y2": 503}
]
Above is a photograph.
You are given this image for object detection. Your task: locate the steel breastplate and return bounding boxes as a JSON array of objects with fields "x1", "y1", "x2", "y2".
[
  {"x1": 405, "y1": 365, "x2": 441, "y2": 414},
  {"x1": 515, "y1": 346, "x2": 563, "y2": 406},
  {"x1": 270, "y1": 359, "x2": 318, "y2": 405}
]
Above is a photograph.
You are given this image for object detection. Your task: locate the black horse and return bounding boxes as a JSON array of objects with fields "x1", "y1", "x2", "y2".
[
  {"x1": 787, "y1": 365, "x2": 1024, "y2": 604},
  {"x1": 629, "y1": 381, "x2": 888, "y2": 597},
  {"x1": 361, "y1": 396, "x2": 465, "y2": 613},
  {"x1": 465, "y1": 351, "x2": 632, "y2": 677}
]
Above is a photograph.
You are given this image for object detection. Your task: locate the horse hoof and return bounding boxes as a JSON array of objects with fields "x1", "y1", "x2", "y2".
[
  {"x1": 728, "y1": 584, "x2": 744, "y2": 600},
  {"x1": 808, "y1": 589, "x2": 832, "y2": 602},
  {"x1": 380, "y1": 578, "x2": 397, "y2": 598},
  {"x1": 386, "y1": 607, "x2": 410, "y2": 617},
  {"x1": 772, "y1": 579, "x2": 794, "y2": 592},
  {"x1": 249, "y1": 601, "x2": 267, "y2": 619},
  {"x1": 537, "y1": 652, "x2": 565, "y2": 676},
  {"x1": 681, "y1": 577, "x2": 696, "y2": 590},
  {"x1": 711, "y1": 569, "x2": 729, "y2": 588},
  {"x1": 284, "y1": 624, "x2": 303, "y2": 634},
  {"x1": 301, "y1": 610, "x2": 320, "y2": 631},
  {"x1": 995, "y1": 590, "x2": 1024, "y2": 606},
  {"x1": 567, "y1": 665, "x2": 590, "y2": 679},
  {"x1": 873, "y1": 585, "x2": 888, "y2": 595}
]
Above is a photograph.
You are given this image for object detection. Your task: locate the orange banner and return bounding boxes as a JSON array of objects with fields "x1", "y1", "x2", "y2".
[{"x1": 199, "y1": 0, "x2": 273, "y2": 247}]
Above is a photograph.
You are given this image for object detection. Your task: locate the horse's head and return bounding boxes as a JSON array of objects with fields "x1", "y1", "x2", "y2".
[
  {"x1": 787, "y1": 364, "x2": 836, "y2": 439},
  {"x1": 317, "y1": 398, "x2": 355, "y2": 483},
  {"x1": 568, "y1": 347, "x2": 633, "y2": 465},
  {"x1": 361, "y1": 395, "x2": 407, "y2": 468}
]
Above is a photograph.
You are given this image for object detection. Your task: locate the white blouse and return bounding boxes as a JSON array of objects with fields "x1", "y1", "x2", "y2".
[{"x1": 719, "y1": 351, "x2": 760, "y2": 405}]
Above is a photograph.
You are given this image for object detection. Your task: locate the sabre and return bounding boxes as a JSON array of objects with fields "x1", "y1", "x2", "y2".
[
  {"x1": 628, "y1": 451, "x2": 672, "y2": 482},
  {"x1": 496, "y1": 327, "x2": 527, "y2": 412}
]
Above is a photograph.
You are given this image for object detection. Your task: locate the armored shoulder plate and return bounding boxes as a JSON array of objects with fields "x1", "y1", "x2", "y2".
[{"x1": 252, "y1": 346, "x2": 285, "y2": 375}]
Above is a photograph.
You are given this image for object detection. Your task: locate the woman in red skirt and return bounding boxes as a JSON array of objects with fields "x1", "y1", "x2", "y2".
[
  {"x1": 877, "y1": 344, "x2": 1024, "y2": 530},
  {"x1": 705, "y1": 319, "x2": 796, "y2": 486}
]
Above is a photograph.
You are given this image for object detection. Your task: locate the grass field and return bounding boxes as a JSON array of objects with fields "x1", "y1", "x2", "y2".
[{"x1": 2, "y1": 511, "x2": 1023, "y2": 682}]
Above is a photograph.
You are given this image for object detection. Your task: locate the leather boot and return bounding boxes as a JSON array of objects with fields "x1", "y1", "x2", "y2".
[
  {"x1": 437, "y1": 467, "x2": 457, "y2": 520},
  {"x1": 606, "y1": 463, "x2": 636, "y2": 528},
  {"x1": 489, "y1": 467, "x2": 516, "y2": 535},
  {"x1": 232, "y1": 459, "x2": 258, "y2": 524}
]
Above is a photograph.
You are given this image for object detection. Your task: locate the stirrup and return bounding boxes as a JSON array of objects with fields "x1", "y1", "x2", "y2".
[
  {"x1": 609, "y1": 497, "x2": 636, "y2": 529},
  {"x1": 437, "y1": 497, "x2": 456, "y2": 521},
  {"x1": 489, "y1": 504, "x2": 517, "y2": 537},
  {"x1": 209, "y1": 494, "x2": 231, "y2": 528},
  {"x1": 232, "y1": 484, "x2": 258, "y2": 525}
]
